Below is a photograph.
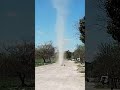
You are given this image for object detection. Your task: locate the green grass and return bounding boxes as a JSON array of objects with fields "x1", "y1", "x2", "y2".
[
  {"x1": 35, "y1": 59, "x2": 44, "y2": 67},
  {"x1": 35, "y1": 58, "x2": 57, "y2": 67}
]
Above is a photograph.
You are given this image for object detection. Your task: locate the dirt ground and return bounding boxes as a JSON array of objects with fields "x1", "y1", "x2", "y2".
[
  {"x1": 86, "y1": 82, "x2": 120, "y2": 90},
  {"x1": 35, "y1": 60, "x2": 85, "y2": 90}
]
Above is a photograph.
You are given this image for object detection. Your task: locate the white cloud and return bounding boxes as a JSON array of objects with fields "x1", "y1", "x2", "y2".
[{"x1": 35, "y1": 30, "x2": 45, "y2": 36}]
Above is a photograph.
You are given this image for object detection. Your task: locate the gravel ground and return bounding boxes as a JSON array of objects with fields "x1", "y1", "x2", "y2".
[{"x1": 35, "y1": 60, "x2": 85, "y2": 90}]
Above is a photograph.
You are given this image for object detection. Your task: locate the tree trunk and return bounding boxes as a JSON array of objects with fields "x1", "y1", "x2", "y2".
[
  {"x1": 49, "y1": 57, "x2": 51, "y2": 63},
  {"x1": 42, "y1": 57, "x2": 46, "y2": 63},
  {"x1": 17, "y1": 72, "x2": 27, "y2": 87}
]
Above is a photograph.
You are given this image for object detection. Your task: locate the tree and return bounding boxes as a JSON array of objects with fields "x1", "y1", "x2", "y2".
[
  {"x1": 0, "y1": 41, "x2": 34, "y2": 87},
  {"x1": 104, "y1": 0, "x2": 120, "y2": 43},
  {"x1": 36, "y1": 41, "x2": 55, "y2": 63},
  {"x1": 91, "y1": 43, "x2": 120, "y2": 78},
  {"x1": 79, "y1": 17, "x2": 85, "y2": 43},
  {"x1": 96, "y1": 0, "x2": 120, "y2": 43},
  {"x1": 65, "y1": 50, "x2": 72, "y2": 60},
  {"x1": 73, "y1": 45, "x2": 85, "y2": 63}
]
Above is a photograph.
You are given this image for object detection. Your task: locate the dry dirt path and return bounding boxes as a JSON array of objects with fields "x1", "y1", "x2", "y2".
[{"x1": 35, "y1": 60, "x2": 85, "y2": 90}]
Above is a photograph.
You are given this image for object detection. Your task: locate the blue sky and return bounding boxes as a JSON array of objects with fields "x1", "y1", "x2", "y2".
[{"x1": 35, "y1": 0, "x2": 85, "y2": 52}]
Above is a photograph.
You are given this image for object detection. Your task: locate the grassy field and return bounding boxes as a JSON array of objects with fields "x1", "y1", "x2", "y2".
[
  {"x1": 35, "y1": 58, "x2": 57, "y2": 67},
  {"x1": 35, "y1": 59, "x2": 44, "y2": 66}
]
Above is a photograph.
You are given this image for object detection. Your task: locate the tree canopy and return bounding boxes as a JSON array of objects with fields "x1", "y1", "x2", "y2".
[
  {"x1": 73, "y1": 45, "x2": 85, "y2": 63},
  {"x1": 79, "y1": 16, "x2": 85, "y2": 43},
  {"x1": 65, "y1": 50, "x2": 72, "y2": 60},
  {"x1": 91, "y1": 43, "x2": 120, "y2": 77},
  {"x1": 0, "y1": 41, "x2": 34, "y2": 86},
  {"x1": 105, "y1": 0, "x2": 120, "y2": 42},
  {"x1": 35, "y1": 41, "x2": 55, "y2": 63}
]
